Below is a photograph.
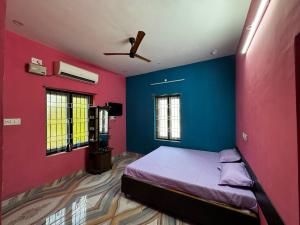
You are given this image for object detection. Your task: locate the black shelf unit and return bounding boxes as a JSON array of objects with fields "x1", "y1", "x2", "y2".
[
  {"x1": 87, "y1": 106, "x2": 112, "y2": 174},
  {"x1": 88, "y1": 106, "x2": 100, "y2": 151}
]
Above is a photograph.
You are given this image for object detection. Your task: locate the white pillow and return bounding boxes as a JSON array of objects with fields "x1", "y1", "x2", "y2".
[
  {"x1": 219, "y1": 148, "x2": 241, "y2": 163},
  {"x1": 219, "y1": 163, "x2": 254, "y2": 187}
]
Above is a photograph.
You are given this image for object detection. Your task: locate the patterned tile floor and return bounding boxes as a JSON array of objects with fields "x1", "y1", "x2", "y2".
[{"x1": 2, "y1": 153, "x2": 190, "y2": 225}]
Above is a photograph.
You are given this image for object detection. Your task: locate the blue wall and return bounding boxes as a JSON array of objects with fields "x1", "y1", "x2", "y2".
[{"x1": 126, "y1": 56, "x2": 236, "y2": 154}]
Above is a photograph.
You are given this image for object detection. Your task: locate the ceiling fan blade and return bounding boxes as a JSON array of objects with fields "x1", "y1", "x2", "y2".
[
  {"x1": 104, "y1": 53, "x2": 129, "y2": 55},
  {"x1": 130, "y1": 31, "x2": 145, "y2": 54},
  {"x1": 135, "y1": 54, "x2": 151, "y2": 62}
]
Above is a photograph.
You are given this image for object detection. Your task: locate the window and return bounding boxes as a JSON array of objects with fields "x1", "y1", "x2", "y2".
[
  {"x1": 155, "y1": 95, "x2": 181, "y2": 141},
  {"x1": 46, "y1": 90, "x2": 91, "y2": 155},
  {"x1": 72, "y1": 94, "x2": 90, "y2": 147}
]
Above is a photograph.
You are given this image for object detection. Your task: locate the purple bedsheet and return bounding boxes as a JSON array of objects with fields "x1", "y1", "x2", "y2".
[{"x1": 124, "y1": 146, "x2": 257, "y2": 212}]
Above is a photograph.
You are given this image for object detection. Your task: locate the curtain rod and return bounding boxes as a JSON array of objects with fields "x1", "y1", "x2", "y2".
[{"x1": 149, "y1": 79, "x2": 185, "y2": 86}]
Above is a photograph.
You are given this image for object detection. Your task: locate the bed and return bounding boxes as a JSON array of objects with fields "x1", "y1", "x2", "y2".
[{"x1": 121, "y1": 146, "x2": 260, "y2": 225}]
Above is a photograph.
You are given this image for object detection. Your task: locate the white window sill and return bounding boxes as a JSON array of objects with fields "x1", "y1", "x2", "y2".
[
  {"x1": 155, "y1": 138, "x2": 181, "y2": 143},
  {"x1": 46, "y1": 146, "x2": 88, "y2": 157}
]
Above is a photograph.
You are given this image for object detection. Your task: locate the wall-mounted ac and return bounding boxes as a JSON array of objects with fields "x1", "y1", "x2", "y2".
[{"x1": 54, "y1": 61, "x2": 99, "y2": 84}]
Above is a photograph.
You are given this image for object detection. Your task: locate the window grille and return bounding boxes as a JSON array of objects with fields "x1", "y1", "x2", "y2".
[
  {"x1": 155, "y1": 95, "x2": 181, "y2": 141},
  {"x1": 46, "y1": 90, "x2": 91, "y2": 155}
]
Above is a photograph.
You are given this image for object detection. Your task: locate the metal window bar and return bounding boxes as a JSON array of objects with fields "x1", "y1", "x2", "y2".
[
  {"x1": 155, "y1": 95, "x2": 181, "y2": 141},
  {"x1": 67, "y1": 93, "x2": 72, "y2": 151}
]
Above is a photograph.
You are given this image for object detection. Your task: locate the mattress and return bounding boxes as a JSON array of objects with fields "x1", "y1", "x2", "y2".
[{"x1": 124, "y1": 146, "x2": 257, "y2": 212}]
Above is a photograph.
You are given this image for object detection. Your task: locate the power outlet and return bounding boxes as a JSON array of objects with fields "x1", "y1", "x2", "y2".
[
  {"x1": 4, "y1": 118, "x2": 21, "y2": 126},
  {"x1": 242, "y1": 132, "x2": 248, "y2": 142}
]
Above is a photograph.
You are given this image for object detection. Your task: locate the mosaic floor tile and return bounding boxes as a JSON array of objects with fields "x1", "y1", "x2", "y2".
[{"x1": 2, "y1": 153, "x2": 190, "y2": 225}]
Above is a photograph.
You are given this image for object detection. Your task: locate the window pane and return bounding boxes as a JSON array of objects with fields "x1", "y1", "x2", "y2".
[
  {"x1": 72, "y1": 95, "x2": 89, "y2": 147},
  {"x1": 170, "y1": 96, "x2": 181, "y2": 140},
  {"x1": 46, "y1": 91, "x2": 68, "y2": 153},
  {"x1": 156, "y1": 97, "x2": 168, "y2": 139}
]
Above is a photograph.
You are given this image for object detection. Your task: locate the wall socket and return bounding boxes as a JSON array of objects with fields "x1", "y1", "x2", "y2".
[
  {"x1": 242, "y1": 132, "x2": 248, "y2": 142},
  {"x1": 4, "y1": 118, "x2": 21, "y2": 126}
]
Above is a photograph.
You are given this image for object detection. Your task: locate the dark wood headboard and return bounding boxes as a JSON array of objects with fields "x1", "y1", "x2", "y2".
[{"x1": 236, "y1": 147, "x2": 285, "y2": 225}]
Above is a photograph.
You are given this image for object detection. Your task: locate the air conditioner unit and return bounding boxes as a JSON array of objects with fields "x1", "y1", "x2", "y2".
[{"x1": 54, "y1": 61, "x2": 99, "y2": 84}]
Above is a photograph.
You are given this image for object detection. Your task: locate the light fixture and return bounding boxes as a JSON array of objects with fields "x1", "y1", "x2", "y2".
[
  {"x1": 12, "y1": 19, "x2": 24, "y2": 27},
  {"x1": 241, "y1": 0, "x2": 270, "y2": 54},
  {"x1": 211, "y1": 49, "x2": 218, "y2": 56}
]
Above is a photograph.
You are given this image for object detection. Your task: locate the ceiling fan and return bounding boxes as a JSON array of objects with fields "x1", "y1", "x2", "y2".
[{"x1": 104, "y1": 31, "x2": 151, "y2": 62}]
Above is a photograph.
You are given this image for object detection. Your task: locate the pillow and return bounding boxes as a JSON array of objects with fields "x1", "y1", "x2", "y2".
[
  {"x1": 219, "y1": 148, "x2": 241, "y2": 163},
  {"x1": 219, "y1": 163, "x2": 254, "y2": 188}
]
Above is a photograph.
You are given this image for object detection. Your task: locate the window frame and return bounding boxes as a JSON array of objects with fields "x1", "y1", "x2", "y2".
[
  {"x1": 155, "y1": 94, "x2": 181, "y2": 141},
  {"x1": 46, "y1": 89, "x2": 92, "y2": 156}
]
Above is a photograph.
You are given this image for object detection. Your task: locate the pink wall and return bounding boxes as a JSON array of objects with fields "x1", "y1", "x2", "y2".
[
  {"x1": 2, "y1": 31, "x2": 126, "y2": 199},
  {"x1": 236, "y1": 0, "x2": 300, "y2": 224},
  {"x1": 1, "y1": 0, "x2": 6, "y2": 221},
  {"x1": 296, "y1": 32, "x2": 300, "y2": 225}
]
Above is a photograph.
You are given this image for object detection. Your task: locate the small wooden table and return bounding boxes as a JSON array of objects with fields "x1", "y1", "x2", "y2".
[{"x1": 87, "y1": 147, "x2": 112, "y2": 174}]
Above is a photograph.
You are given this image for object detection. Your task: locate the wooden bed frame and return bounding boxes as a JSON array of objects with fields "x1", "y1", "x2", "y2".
[
  {"x1": 121, "y1": 147, "x2": 285, "y2": 225},
  {"x1": 121, "y1": 175, "x2": 259, "y2": 225}
]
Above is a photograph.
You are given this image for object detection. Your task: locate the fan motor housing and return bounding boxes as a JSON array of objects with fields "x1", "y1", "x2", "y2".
[
  {"x1": 129, "y1": 52, "x2": 135, "y2": 58},
  {"x1": 104, "y1": 31, "x2": 150, "y2": 62},
  {"x1": 129, "y1": 37, "x2": 135, "y2": 45}
]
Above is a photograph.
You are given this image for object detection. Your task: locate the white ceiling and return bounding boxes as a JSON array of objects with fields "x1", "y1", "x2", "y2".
[{"x1": 6, "y1": 0, "x2": 250, "y2": 76}]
